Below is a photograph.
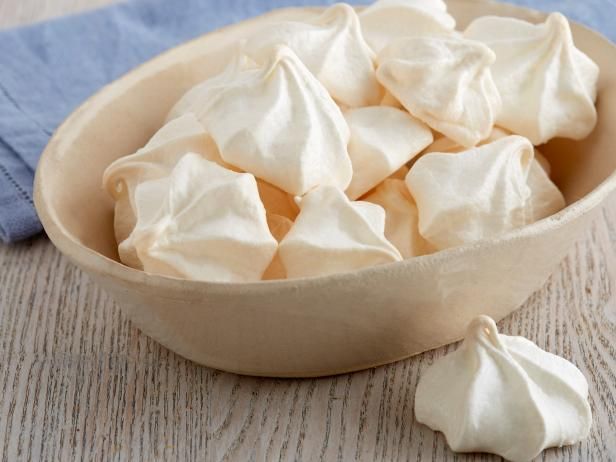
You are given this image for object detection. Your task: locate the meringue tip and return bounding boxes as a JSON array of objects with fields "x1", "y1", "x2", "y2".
[
  {"x1": 270, "y1": 44, "x2": 295, "y2": 60},
  {"x1": 112, "y1": 179, "x2": 126, "y2": 197},
  {"x1": 326, "y1": 3, "x2": 355, "y2": 18},
  {"x1": 261, "y1": 45, "x2": 300, "y2": 73},
  {"x1": 466, "y1": 315, "x2": 499, "y2": 340},
  {"x1": 319, "y1": 3, "x2": 361, "y2": 33},
  {"x1": 102, "y1": 170, "x2": 127, "y2": 199},
  {"x1": 546, "y1": 12, "x2": 572, "y2": 38}
]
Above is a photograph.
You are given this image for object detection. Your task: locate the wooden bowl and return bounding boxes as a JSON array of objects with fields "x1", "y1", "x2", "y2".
[{"x1": 34, "y1": 0, "x2": 616, "y2": 377}]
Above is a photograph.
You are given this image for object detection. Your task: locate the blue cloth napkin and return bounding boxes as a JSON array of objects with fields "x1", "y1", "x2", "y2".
[{"x1": 0, "y1": 0, "x2": 613, "y2": 243}]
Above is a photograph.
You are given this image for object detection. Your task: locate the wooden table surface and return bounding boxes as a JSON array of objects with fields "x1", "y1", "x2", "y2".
[{"x1": 1, "y1": 1, "x2": 615, "y2": 461}]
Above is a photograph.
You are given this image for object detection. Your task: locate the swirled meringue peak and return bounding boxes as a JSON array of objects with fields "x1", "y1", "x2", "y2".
[
  {"x1": 363, "y1": 179, "x2": 435, "y2": 258},
  {"x1": 243, "y1": 3, "x2": 381, "y2": 107},
  {"x1": 123, "y1": 153, "x2": 277, "y2": 282},
  {"x1": 359, "y1": 0, "x2": 456, "y2": 53},
  {"x1": 168, "y1": 45, "x2": 352, "y2": 196},
  {"x1": 344, "y1": 106, "x2": 433, "y2": 199},
  {"x1": 102, "y1": 113, "x2": 226, "y2": 268},
  {"x1": 377, "y1": 37, "x2": 501, "y2": 147},
  {"x1": 279, "y1": 186, "x2": 402, "y2": 278},
  {"x1": 415, "y1": 315, "x2": 592, "y2": 461},
  {"x1": 406, "y1": 135, "x2": 564, "y2": 250},
  {"x1": 465, "y1": 13, "x2": 599, "y2": 145}
]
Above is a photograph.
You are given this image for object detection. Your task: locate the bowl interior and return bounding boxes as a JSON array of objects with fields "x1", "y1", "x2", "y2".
[{"x1": 37, "y1": 0, "x2": 616, "y2": 265}]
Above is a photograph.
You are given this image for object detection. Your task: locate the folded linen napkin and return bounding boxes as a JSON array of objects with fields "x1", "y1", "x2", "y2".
[{"x1": 0, "y1": 0, "x2": 612, "y2": 243}]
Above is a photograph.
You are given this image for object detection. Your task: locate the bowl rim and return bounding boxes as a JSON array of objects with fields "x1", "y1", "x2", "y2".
[{"x1": 33, "y1": 1, "x2": 616, "y2": 294}]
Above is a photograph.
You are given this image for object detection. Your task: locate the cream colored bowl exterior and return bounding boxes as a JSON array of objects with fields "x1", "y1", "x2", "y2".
[{"x1": 34, "y1": 1, "x2": 616, "y2": 377}]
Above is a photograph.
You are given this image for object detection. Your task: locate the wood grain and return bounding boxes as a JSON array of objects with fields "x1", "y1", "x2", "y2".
[{"x1": 1, "y1": 1, "x2": 615, "y2": 461}]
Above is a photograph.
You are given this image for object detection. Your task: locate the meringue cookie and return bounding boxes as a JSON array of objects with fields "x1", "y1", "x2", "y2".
[
  {"x1": 102, "y1": 114, "x2": 224, "y2": 268},
  {"x1": 244, "y1": 4, "x2": 381, "y2": 107},
  {"x1": 279, "y1": 186, "x2": 402, "y2": 278},
  {"x1": 415, "y1": 315, "x2": 592, "y2": 462},
  {"x1": 406, "y1": 135, "x2": 565, "y2": 249},
  {"x1": 465, "y1": 13, "x2": 599, "y2": 145},
  {"x1": 124, "y1": 153, "x2": 277, "y2": 282},
  {"x1": 344, "y1": 106, "x2": 433, "y2": 199},
  {"x1": 419, "y1": 127, "x2": 563, "y2": 218},
  {"x1": 359, "y1": 0, "x2": 456, "y2": 53},
  {"x1": 377, "y1": 37, "x2": 501, "y2": 147},
  {"x1": 363, "y1": 179, "x2": 435, "y2": 258},
  {"x1": 167, "y1": 46, "x2": 352, "y2": 196}
]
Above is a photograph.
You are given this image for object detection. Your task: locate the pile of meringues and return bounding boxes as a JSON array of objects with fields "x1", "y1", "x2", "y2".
[{"x1": 103, "y1": 0, "x2": 599, "y2": 283}]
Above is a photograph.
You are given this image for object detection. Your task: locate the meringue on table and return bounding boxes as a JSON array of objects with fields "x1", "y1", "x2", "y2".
[
  {"x1": 464, "y1": 12, "x2": 599, "y2": 145},
  {"x1": 376, "y1": 36, "x2": 501, "y2": 147},
  {"x1": 122, "y1": 153, "x2": 278, "y2": 283},
  {"x1": 415, "y1": 315, "x2": 592, "y2": 461},
  {"x1": 243, "y1": 3, "x2": 381, "y2": 108},
  {"x1": 168, "y1": 45, "x2": 352, "y2": 196}
]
